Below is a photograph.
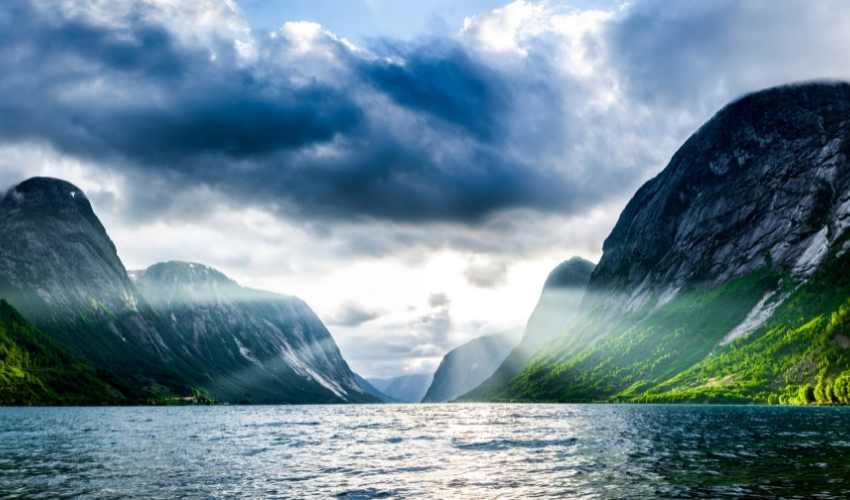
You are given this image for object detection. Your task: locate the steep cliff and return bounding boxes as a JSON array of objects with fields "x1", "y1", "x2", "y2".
[
  {"x1": 0, "y1": 177, "x2": 192, "y2": 397},
  {"x1": 0, "y1": 177, "x2": 374, "y2": 404},
  {"x1": 492, "y1": 82, "x2": 850, "y2": 403}
]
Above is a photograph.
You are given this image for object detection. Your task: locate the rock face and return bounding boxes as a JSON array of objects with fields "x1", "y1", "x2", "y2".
[
  {"x1": 0, "y1": 177, "x2": 187, "y2": 391},
  {"x1": 367, "y1": 374, "x2": 433, "y2": 403},
  {"x1": 131, "y1": 261, "x2": 374, "y2": 403},
  {"x1": 0, "y1": 177, "x2": 374, "y2": 403},
  {"x1": 593, "y1": 82, "x2": 850, "y2": 305},
  {"x1": 461, "y1": 257, "x2": 594, "y2": 400},
  {"x1": 486, "y1": 82, "x2": 850, "y2": 403},
  {"x1": 421, "y1": 332, "x2": 517, "y2": 402}
]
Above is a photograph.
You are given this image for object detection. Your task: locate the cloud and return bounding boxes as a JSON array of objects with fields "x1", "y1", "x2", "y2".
[
  {"x1": 355, "y1": 38, "x2": 508, "y2": 139},
  {"x1": 0, "y1": 0, "x2": 639, "y2": 228},
  {"x1": 608, "y1": 0, "x2": 850, "y2": 116},
  {"x1": 464, "y1": 258, "x2": 509, "y2": 288},
  {"x1": 7, "y1": 0, "x2": 850, "y2": 231},
  {"x1": 330, "y1": 292, "x2": 457, "y2": 377},
  {"x1": 428, "y1": 292, "x2": 450, "y2": 308},
  {"x1": 0, "y1": 0, "x2": 363, "y2": 163},
  {"x1": 328, "y1": 302, "x2": 383, "y2": 327}
]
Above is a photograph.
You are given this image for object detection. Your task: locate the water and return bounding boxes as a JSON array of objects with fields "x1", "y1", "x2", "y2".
[{"x1": 1, "y1": 404, "x2": 849, "y2": 499}]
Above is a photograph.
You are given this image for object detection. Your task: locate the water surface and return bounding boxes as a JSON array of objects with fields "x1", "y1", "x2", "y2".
[{"x1": 2, "y1": 404, "x2": 849, "y2": 498}]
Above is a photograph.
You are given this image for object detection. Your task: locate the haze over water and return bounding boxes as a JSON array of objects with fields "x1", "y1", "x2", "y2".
[{"x1": 2, "y1": 404, "x2": 849, "y2": 499}]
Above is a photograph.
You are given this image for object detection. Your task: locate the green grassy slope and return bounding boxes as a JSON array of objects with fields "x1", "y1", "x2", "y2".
[
  {"x1": 486, "y1": 246, "x2": 850, "y2": 404},
  {"x1": 636, "y1": 246, "x2": 850, "y2": 404},
  {"x1": 0, "y1": 300, "x2": 124, "y2": 405}
]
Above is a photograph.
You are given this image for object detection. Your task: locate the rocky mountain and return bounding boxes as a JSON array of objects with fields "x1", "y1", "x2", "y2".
[
  {"x1": 421, "y1": 332, "x2": 518, "y2": 402},
  {"x1": 480, "y1": 82, "x2": 850, "y2": 404},
  {"x1": 368, "y1": 373, "x2": 433, "y2": 403},
  {"x1": 0, "y1": 177, "x2": 374, "y2": 404},
  {"x1": 0, "y1": 177, "x2": 194, "y2": 399},
  {"x1": 0, "y1": 299, "x2": 123, "y2": 405},
  {"x1": 131, "y1": 261, "x2": 374, "y2": 403},
  {"x1": 461, "y1": 257, "x2": 594, "y2": 400}
]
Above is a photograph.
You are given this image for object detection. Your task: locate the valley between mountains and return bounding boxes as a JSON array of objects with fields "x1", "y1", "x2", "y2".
[{"x1": 4, "y1": 82, "x2": 850, "y2": 405}]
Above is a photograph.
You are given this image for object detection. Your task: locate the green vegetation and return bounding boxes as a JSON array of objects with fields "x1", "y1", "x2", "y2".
[
  {"x1": 489, "y1": 245, "x2": 850, "y2": 405},
  {"x1": 144, "y1": 386, "x2": 216, "y2": 405},
  {"x1": 0, "y1": 299, "x2": 124, "y2": 405},
  {"x1": 635, "y1": 243, "x2": 850, "y2": 404}
]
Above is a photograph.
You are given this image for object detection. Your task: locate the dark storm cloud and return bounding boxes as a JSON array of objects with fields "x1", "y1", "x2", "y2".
[
  {"x1": 0, "y1": 0, "x2": 362, "y2": 164},
  {"x1": 10, "y1": 0, "x2": 846, "y2": 232},
  {"x1": 355, "y1": 40, "x2": 508, "y2": 140},
  {"x1": 0, "y1": 0, "x2": 583, "y2": 225},
  {"x1": 0, "y1": 0, "x2": 186, "y2": 80}
]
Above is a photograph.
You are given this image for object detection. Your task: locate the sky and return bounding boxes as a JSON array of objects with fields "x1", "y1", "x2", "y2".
[{"x1": 3, "y1": 0, "x2": 850, "y2": 378}]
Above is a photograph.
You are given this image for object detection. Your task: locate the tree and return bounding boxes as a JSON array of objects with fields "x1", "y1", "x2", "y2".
[
  {"x1": 814, "y1": 380, "x2": 826, "y2": 403},
  {"x1": 799, "y1": 384, "x2": 816, "y2": 404},
  {"x1": 834, "y1": 372, "x2": 850, "y2": 404}
]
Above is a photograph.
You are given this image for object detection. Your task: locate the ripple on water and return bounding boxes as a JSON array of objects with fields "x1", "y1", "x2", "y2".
[
  {"x1": 452, "y1": 436, "x2": 578, "y2": 451},
  {"x1": 1, "y1": 405, "x2": 850, "y2": 499}
]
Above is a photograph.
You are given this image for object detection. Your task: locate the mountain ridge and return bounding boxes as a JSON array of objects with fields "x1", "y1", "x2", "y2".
[
  {"x1": 0, "y1": 177, "x2": 374, "y2": 404},
  {"x1": 131, "y1": 260, "x2": 376, "y2": 403},
  {"x1": 481, "y1": 81, "x2": 850, "y2": 404},
  {"x1": 368, "y1": 373, "x2": 433, "y2": 403},
  {"x1": 461, "y1": 257, "x2": 594, "y2": 400},
  {"x1": 422, "y1": 332, "x2": 517, "y2": 403}
]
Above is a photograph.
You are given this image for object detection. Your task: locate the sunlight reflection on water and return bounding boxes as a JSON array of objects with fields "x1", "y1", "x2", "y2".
[{"x1": 1, "y1": 404, "x2": 849, "y2": 499}]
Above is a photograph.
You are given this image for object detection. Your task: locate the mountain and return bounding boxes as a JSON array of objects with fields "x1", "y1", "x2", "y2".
[
  {"x1": 0, "y1": 300, "x2": 123, "y2": 405},
  {"x1": 0, "y1": 177, "x2": 195, "y2": 400},
  {"x1": 353, "y1": 372, "x2": 397, "y2": 402},
  {"x1": 421, "y1": 332, "x2": 518, "y2": 402},
  {"x1": 0, "y1": 177, "x2": 374, "y2": 404},
  {"x1": 131, "y1": 261, "x2": 375, "y2": 404},
  {"x1": 368, "y1": 374, "x2": 433, "y2": 403},
  {"x1": 485, "y1": 82, "x2": 850, "y2": 404},
  {"x1": 461, "y1": 257, "x2": 594, "y2": 400}
]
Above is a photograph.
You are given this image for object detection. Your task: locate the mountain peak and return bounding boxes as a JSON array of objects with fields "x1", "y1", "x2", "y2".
[
  {"x1": 0, "y1": 177, "x2": 95, "y2": 220},
  {"x1": 4, "y1": 177, "x2": 89, "y2": 209},
  {"x1": 543, "y1": 257, "x2": 595, "y2": 290},
  {"x1": 132, "y1": 261, "x2": 241, "y2": 307},
  {"x1": 134, "y1": 261, "x2": 237, "y2": 287}
]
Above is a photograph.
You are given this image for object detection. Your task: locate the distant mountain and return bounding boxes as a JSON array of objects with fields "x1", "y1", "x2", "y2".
[
  {"x1": 421, "y1": 333, "x2": 517, "y2": 402},
  {"x1": 131, "y1": 261, "x2": 376, "y2": 404},
  {"x1": 353, "y1": 372, "x2": 397, "y2": 402},
  {"x1": 0, "y1": 177, "x2": 374, "y2": 404},
  {"x1": 0, "y1": 300, "x2": 123, "y2": 405},
  {"x1": 462, "y1": 257, "x2": 594, "y2": 400},
  {"x1": 483, "y1": 82, "x2": 850, "y2": 404},
  {"x1": 368, "y1": 374, "x2": 433, "y2": 403}
]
